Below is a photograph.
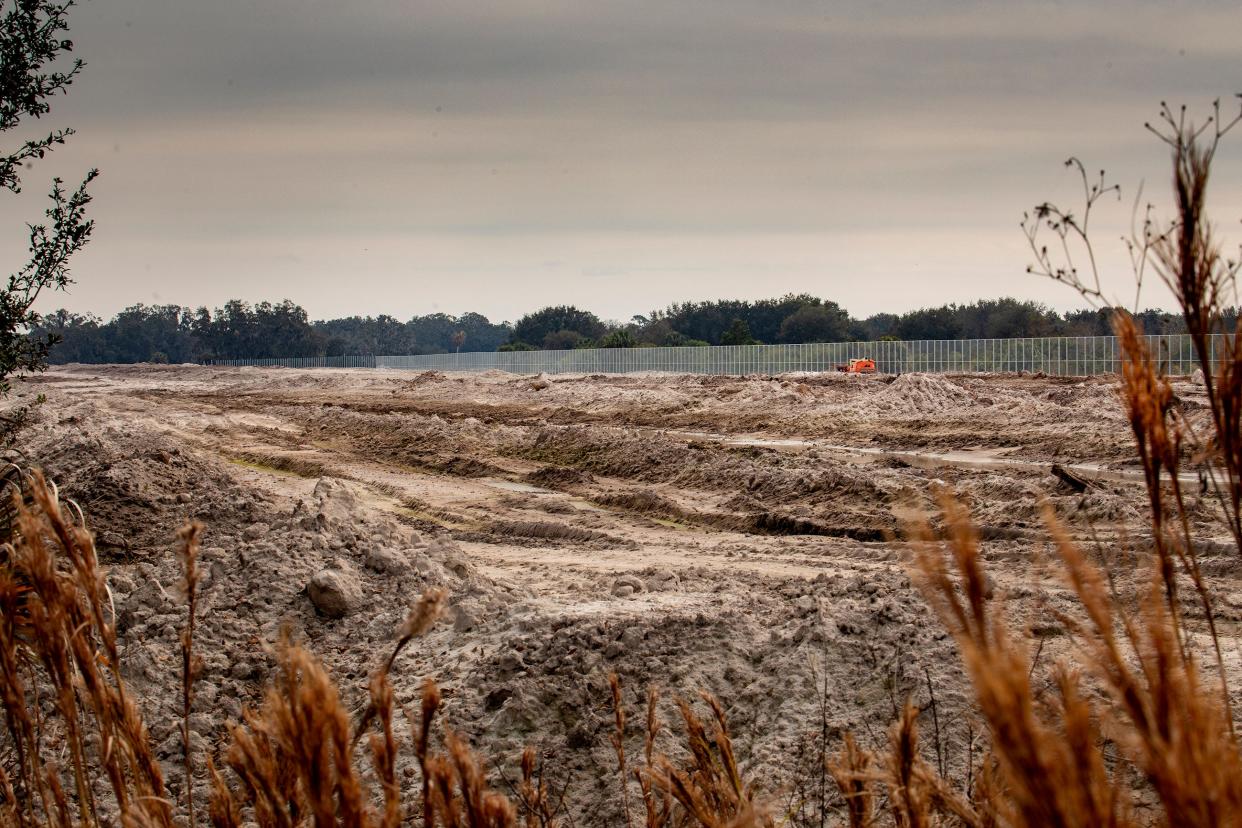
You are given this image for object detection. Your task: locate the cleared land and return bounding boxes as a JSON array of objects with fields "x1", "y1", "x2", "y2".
[{"x1": 10, "y1": 364, "x2": 1237, "y2": 820}]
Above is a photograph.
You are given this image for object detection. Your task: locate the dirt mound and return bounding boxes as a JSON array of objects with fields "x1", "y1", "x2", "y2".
[
  {"x1": 234, "y1": 451, "x2": 334, "y2": 478},
  {"x1": 16, "y1": 407, "x2": 524, "y2": 804},
  {"x1": 521, "y1": 424, "x2": 902, "y2": 511},
  {"x1": 594, "y1": 488, "x2": 688, "y2": 518},
  {"x1": 55, "y1": 362, "x2": 216, "y2": 376},
  {"x1": 412, "y1": 370, "x2": 448, "y2": 383},
  {"x1": 455, "y1": 564, "x2": 954, "y2": 825},
  {"x1": 523, "y1": 465, "x2": 595, "y2": 489},
  {"x1": 33, "y1": 417, "x2": 253, "y2": 556},
  {"x1": 872, "y1": 372, "x2": 976, "y2": 414}
]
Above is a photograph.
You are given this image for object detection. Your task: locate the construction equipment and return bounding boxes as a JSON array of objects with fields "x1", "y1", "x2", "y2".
[{"x1": 836, "y1": 358, "x2": 876, "y2": 374}]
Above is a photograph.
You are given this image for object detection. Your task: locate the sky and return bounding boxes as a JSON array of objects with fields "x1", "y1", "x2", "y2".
[{"x1": 3, "y1": 0, "x2": 1241, "y2": 324}]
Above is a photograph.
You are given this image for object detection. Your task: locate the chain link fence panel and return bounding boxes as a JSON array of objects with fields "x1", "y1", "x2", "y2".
[{"x1": 204, "y1": 333, "x2": 1222, "y2": 376}]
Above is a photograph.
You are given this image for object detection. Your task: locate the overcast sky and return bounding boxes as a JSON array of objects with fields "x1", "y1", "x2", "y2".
[{"x1": 4, "y1": 0, "x2": 1241, "y2": 324}]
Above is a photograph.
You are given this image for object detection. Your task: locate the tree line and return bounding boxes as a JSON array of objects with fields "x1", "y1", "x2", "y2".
[
  {"x1": 33, "y1": 301, "x2": 511, "y2": 363},
  {"x1": 31, "y1": 295, "x2": 1229, "y2": 364}
]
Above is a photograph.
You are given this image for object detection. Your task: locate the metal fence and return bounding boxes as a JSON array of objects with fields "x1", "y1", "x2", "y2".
[
  {"x1": 204, "y1": 333, "x2": 1223, "y2": 377},
  {"x1": 205, "y1": 355, "x2": 377, "y2": 369}
]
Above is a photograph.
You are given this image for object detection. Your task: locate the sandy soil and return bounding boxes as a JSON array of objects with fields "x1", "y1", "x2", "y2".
[{"x1": 8, "y1": 364, "x2": 1238, "y2": 823}]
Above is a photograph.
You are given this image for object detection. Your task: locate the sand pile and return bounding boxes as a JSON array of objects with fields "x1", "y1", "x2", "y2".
[
  {"x1": 451, "y1": 564, "x2": 958, "y2": 826},
  {"x1": 871, "y1": 373, "x2": 976, "y2": 414},
  {"x1": 18, "y1": 406, "x2": 525, "y2": 805}
]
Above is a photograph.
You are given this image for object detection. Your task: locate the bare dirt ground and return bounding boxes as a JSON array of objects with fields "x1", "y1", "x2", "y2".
[{"x1": 9, "y1": 364, "x2": 1239, "y2": 823}]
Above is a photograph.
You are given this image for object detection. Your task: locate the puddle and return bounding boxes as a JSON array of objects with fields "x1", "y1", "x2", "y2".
[
  {"x1": 725, "y1": 437, "x2": 811, "y2": 448},
  {"x1": 482, "y1": 478, "x2": 556, "y2": 494}
]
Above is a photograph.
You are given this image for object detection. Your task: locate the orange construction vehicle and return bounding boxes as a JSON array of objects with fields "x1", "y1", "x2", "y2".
[{"x1": 836, "y1": 358, "x2": 876, "y2": 374}]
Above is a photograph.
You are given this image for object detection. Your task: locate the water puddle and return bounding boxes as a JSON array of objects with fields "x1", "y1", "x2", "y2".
[
  {"x1": 725, "y1": 437, "x2": 811, "y2": 448},
  {"x1": 675, "y1": 430, "x2": 813, "y2": 449}
]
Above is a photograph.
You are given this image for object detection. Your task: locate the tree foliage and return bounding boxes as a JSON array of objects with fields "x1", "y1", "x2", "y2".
[
  {"x1": 1, "y1": 0, "x2": 96, "y2": 393},
  {"x1": 719, "y1": 318, "x2": 757, "y2": 346},
  {"x1": 777, "y1": 304, "x2": 851, "y2": 343},
  {"x1": 598, "y1": 329, "x2": 638, "y2": 349},
  {"x1": 32, "y1": 302, "x2": 514, "y2": 363},
  {"x1": 32, "y1": 294, "x2": 1230, "y2": 364},
  {"x1": 508, "y1": 305, "x2": 607, "y2": 350}
]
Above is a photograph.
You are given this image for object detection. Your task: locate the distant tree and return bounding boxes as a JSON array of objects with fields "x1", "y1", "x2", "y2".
[
  {"x1": 664, "y1": 300, "x2": 750, "y2": 345},
  {"x1": 451, "y1": 330, "x2": 466, "y2": 353},
  {"x1": 252, "y1": 300, "x2": 321, "y2": 357},
  {"x1": 193, "y1": 299, "x2": 253, "y2": 359},
  {"x1": 953, "y1": 298, "x2": 1058, "y2": 339},
  {"x1": 405, "y1": 313, "x2": 458, "y2": 353},
  {"x1": 108, "y1": 304, "x2": 196, "y2": 363},
  {"x1": 382, "y1": 312, "x2": 510, "y2": 354},
  {"x1": 656, "y1": 294, "x2": 827, "y2": 345},
  {"x1": 30, "y1": 309, "x2": 104, "y2": 363},
  {"x1": 314, "y1": 314, "x2": 412, "y2": 355},
  {"x1": 36, "y1": 293, "x2": 1213, "y2": 366},
  {"x1": 1, "y1": 0, "x2": 97, "y2": 399},
  {"x1": 1131, "y1": 308, "x2": 1189, "y2": 335},
  {"x1": 190, "y1": 299, "x2": 321, "y2": 360},
  {"x1": 454, "y1": 312, "x2": 510, "y2": 352},
  {"x1": 895, "y1": 305, "x2": 964, "y2": 341},
  {"x1": 748, "y1": 294, "x2": 824, "y2": 342},
  {"x1": 599, "y1": 329, "x2": 638, "y2": 348},
  {"x1": 777, "y1": 303, "x2": 850, "y2": 343},
  {"x1": 542, "y1": 329, "x2": 587, "y2": 351},
  {"x1": 633, "y1": 317, "x2": 680, "y2": 346},
  {"x1": 323, "y1": 335, "x2": 348, "y2": 357},
  {"x1": 720, "y1": 318, "x2": 757, "y2": 346},
  {"x1": 510, "y1": 306, "x2": 606, "y2": 350},
  {"x1": 1061, "y1": 308, "x2": 1114, "y2": 336},
  {"x1": 861, "y1": 312, "x2": 901, "y2": 340}
]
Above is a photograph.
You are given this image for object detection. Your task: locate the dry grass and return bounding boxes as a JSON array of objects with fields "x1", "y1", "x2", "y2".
[
  {"x1": 179, "y1": 521, "x2": 203, "y2": 828},
  {"x1": 802, "y1": 97, "x2": 1242, "y2": 828},
  {"x1": 851, "y1": 96, "x2": 1242, "y2": 828},
  {"x1": 0, "y1": 470, "x2": 172, "y2": 828},
  {"x1": 605, "y1": 676, "x2": 774, "y2": 828}
]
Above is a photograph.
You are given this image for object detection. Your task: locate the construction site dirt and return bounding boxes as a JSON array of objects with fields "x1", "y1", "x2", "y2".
[{"x1": 10, "y1": 364, "x2": 1237, "y2": 822}]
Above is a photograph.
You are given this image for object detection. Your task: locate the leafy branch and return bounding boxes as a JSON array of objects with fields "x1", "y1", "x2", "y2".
[{"x1": 0, "y1": 0, "x2": 96, "y2": 414}]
